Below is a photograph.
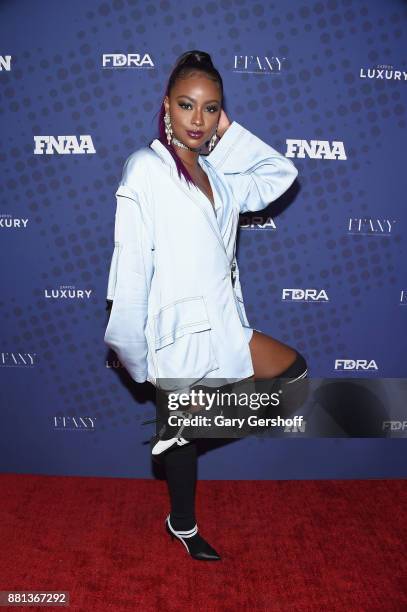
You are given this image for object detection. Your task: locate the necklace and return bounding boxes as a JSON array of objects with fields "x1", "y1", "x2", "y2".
[{"x1": 172, "y1": 135, "x2": 195, "y2": 151}]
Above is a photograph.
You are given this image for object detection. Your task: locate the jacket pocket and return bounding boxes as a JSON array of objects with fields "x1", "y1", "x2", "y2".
[{"x1": 153, "y1": 296, "x2": 219, "y2": 386}]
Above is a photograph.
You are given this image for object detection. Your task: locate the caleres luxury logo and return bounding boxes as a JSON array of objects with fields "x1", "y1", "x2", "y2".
[
  {"x1": 34, "y1": 135, "x2": 96, "y2": 154},
  {"x1": 335, "y1": 359, "x2": 378, "y2": 371},
  {"x1": 233, "y1": 55, "x2": 286, "y2": 74},
  {"x1": 1, "y1": 352, "x2": 36, "y2": 367},
  {"x1": 44, "y1": 285, "x2": 92, "y2": 300},
  {"x1": 282, "y1": 289, "x2": 329, "y2": 302},
  {"x1": 0, "y1": 55, "x2": 12, "y2": 71},
  {"x1": 360, "y1": 65, "x2": 407, "y2": 82},
  {"x1": 286, "y1": 140, "x2": 346, "y2": 160},
  {"x1": 348, "y1": 218, "x2": 395, "y2": 235},
  {"x1": 102, "y1": 53, "x2": 154, "y2": 68},
  {"x1": 0, "y1": 214, "x2": 29, "y2": 229},
  {"x1": 53, "y1": 416, "x2": 96, "y2": 431},
  {"x1": 240, "y1": 215, "x2": 276, "y2": 230}
]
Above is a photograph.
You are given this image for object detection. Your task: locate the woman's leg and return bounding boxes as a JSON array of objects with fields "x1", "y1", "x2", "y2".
[
  {"x1": 248, "y1": 330, "x2": 300, "y2": 379},
  {"x1": 163, "y1": 440, "x2": 197, "y2": 531}
]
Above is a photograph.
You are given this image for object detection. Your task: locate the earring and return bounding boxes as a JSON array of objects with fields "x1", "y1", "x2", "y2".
[
  {"x1": 208, "y1": 130, "x2": 218, "y2": 152},
  {"x1": 164, "y1": 112, "x2": 173, "y2": 145}
]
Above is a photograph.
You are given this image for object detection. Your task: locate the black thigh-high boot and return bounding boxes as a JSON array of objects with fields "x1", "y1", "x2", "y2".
[
  {"x1": 269, "y1": 349, "x2": 309, "y2": 418},
  {"x1": 162, "y1": 440, "x2": 221, "y2": 560},
  {"x1": 163, "y1": 440, "x2": 197, "y2": 531}
]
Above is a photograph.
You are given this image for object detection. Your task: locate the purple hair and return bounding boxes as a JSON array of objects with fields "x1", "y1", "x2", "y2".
[{"x1": 154, "y1": 50, "x2": 223, "y2": 188}]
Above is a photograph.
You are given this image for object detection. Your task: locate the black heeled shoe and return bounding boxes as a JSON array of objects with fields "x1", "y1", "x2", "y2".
[{"x1": 165, "y1": 515, "x2": 221, "y2": 561}]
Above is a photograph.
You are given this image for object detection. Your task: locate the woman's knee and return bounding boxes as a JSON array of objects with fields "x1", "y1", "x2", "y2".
[{"x1": 281, "y1": 349, "x2": 308, "y2": 382}]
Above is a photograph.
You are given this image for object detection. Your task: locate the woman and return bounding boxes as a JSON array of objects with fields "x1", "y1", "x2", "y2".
[{"x1": 104, "y1": 50, "x2": 307, "y2": 561}]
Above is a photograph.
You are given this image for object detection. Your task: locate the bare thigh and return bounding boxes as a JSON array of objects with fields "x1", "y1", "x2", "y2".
[{"x1": 247, "y1": 330, "x2": 297, "y2": 380}]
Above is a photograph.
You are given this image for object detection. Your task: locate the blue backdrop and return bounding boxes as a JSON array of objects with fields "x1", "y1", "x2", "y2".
[{"x1": 1, "y1": 0, "x2": 406, "y2": 479}]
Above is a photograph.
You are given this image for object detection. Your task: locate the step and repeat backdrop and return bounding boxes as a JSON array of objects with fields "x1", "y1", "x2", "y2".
[{"x1": 1, "y1": 0, "x2": 406, "y2": 479}]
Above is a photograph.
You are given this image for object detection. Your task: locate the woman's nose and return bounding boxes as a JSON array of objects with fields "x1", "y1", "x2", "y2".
[{"x1": 192, "y1": 110, "x2": 204, "y2": 126}]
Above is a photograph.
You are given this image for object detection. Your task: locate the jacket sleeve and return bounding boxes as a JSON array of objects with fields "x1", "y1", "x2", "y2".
[
  {"x1": 104, "y1": 183, "x2": 154, "y2": 384},
  {"x1": 204, "y1": 120, "x2": 298, "y2": 213}
]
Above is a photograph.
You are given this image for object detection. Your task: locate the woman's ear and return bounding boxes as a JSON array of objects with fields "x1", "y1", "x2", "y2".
[{"x1": 164, "y1": 96, "x2": 169, "y2": 114}]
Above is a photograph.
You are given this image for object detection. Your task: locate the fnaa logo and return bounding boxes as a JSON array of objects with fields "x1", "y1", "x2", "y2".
[
  {"x1": 282, "y1": 289, "x2": 329, "y2": 302},
  {"x1": 0, "y1": 55, "x2": 12, "y2": 71},
  {"x1": 240, "y1": 215, "x2": 276, "y2": 230},
  {"x1": 335, "y1": 359, "x2": 378, "y2": 371},
  {"x1": 286, "y1": 140, "x2": 346, "y2": 160},
  {"x1": 33, "y1": 135, "x2": 96, "y2": 154},
  {"x1": 102, "y1": 53, "x2": 154, "y2": 68}
]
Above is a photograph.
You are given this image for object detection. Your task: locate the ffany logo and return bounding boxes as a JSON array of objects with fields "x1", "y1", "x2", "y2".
[
  {"x1": 360, "y1": 65, "x2": 407, "y2": 82},
  {"x1": 0, "y1": 55, "x2": 11, "y2": 71},
  {"x1": 233, "y1": 56, "x2": 286, "y2": 73},
  {"x1": 44, "y1": 286, "x2": 92, "y2": 299},
  {"x1": 102, "y1": 53, "x2": 154, "y2": 68},
  {"x1": 240, "y1": 216, "x2": 276, "y2": 230},
  {"x1": 0, "y1": 352, "x2": 36, "y2": 367},
  {"x1": 282, "y1": 289, "x2": 329, "y2": 302},
  {"x1": 0, "y1": 215, "x2": 29, "y2": 229},
  {"x1": 348, "y1": 218, "x2": 395, "y2": 235},
  {"x1": 286, "y1": 140, "x2": 347, "y2": 160},
  {"x1": 33, "y1": 135, "x2": 96, "y2": 155},
  {"x1": 53, "y1": 416, "x2": 96, "y2": 430},
  {"x1": 335, "y1": 359, "x2": 378, "y2": 371}
]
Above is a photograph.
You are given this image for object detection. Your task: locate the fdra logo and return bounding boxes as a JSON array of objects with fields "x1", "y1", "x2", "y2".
[
  {"x1": 348, "y1": 218, "x2": 395, "y2": 235},
  {"x1": 335, "y1": 359, "x2": 378, "y2": 371},
  {"x1": 33, "y1": 135, "x2": 96, "y2": 154},
  {"x1": 233, "y1": 55, "x2": 286, "y2": 74},
  {"x1": 0, "y1": 55, "x2": 11, "y2": 71},
  {"x1": 286, "y1": 140, "x2": 346, "y2": 160},
  {"x1": 240, "y1": 215, "x2": 276, "y2": 230},
  {"x1": 53, "y1": 416, "x2": 96, "y2": 431},
  {"x1": 382, "y1": 421, "x2": 407, "y2": 433},
  {"x1": 102, "y1": 53, "x2": 154, "y2": 68},
  {"x1": 282, "y1": 289, "x2": 329, "y2": 302}
]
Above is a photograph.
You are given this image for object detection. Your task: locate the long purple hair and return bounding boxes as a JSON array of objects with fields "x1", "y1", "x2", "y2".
[{"x1": 154, "y1": 50, "x2": 223, "y2": 188}]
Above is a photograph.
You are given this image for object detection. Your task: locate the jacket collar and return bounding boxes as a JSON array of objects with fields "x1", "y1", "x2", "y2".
[
  {"x1": 148, "y1": 139, "x2": 229, "y2": 264},
  {"x1": 149, "y1": 138, "x2": 209, "y2": 173}
]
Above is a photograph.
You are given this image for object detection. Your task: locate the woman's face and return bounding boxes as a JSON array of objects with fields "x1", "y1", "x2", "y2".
[{"x1": 164, "y1": 70, "x2": 222, "y2": 150}]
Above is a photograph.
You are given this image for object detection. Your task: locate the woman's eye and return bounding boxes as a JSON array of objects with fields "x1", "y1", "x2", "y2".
[{"x1": 178, "y1": 102, "x2": 219, "y2": 112}]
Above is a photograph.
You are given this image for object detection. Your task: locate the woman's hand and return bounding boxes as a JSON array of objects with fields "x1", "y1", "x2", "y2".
[{"x1": 217, "y1": 108, "x2": 231, "y2": 138}]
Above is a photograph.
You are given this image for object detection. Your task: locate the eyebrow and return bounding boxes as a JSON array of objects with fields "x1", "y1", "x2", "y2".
[{"x1": 176, "y1": 95, "x2": 220, "y2": 104}]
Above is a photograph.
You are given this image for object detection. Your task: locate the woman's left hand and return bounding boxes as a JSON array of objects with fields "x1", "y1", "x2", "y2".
[{"x1": 217, "y1": 108, "x2": 231, "y2": 138}]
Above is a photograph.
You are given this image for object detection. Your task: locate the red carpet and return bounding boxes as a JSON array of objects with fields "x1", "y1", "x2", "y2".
[{"x1": 0, "y1": 474, "x2": 406, "y2": 611}]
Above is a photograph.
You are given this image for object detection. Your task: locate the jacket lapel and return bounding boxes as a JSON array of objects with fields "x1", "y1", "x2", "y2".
[{"x1": 149, "y1": 139, "x2": 229, "y2": 262}]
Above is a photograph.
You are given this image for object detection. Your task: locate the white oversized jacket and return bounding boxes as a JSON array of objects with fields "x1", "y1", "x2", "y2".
[{"x1": 104, "y1": 121, "x2": 298, "y2": 391}]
